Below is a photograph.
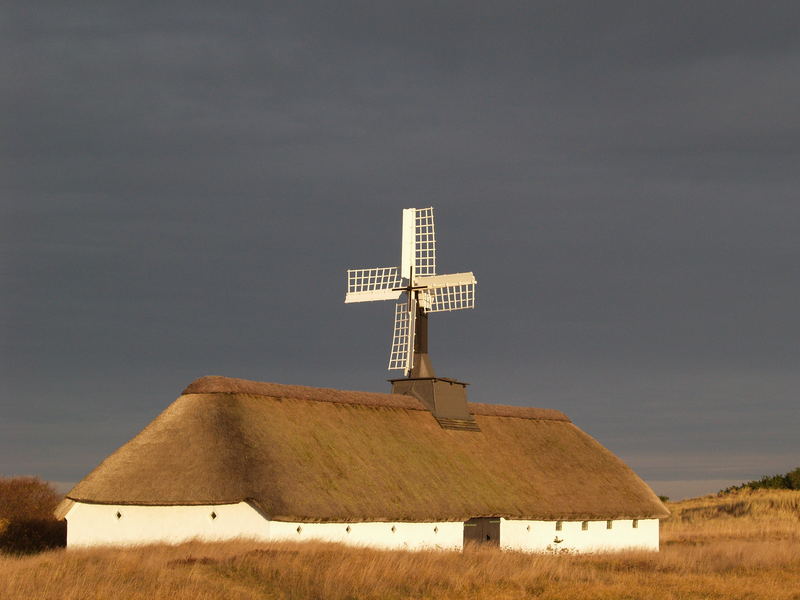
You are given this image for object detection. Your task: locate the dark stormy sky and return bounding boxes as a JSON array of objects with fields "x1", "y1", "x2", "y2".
[{"x1": 2, "y1": 2, "x2": 799, "y2": 499}]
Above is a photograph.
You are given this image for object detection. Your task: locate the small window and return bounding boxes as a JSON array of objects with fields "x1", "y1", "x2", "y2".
[
  {"x1": 345, "y1": 525, "x2": 351, "y2": 533},
  {"x1": 391, "y1": 525, "x2": 396, "y2": 533},
  {"x1": 433, "y1": 526, "x2": 439, "y2": 534},
  {"x1": 606, "y1": 520, "x2": 613, "y2": 530},
  {"x1": 296, "y1": 526, "x2": 302, "y2": 534},
  {"x1": 115, "y1": 511, "x2": 122, "y2": 520},
  {"x1": 555, "y1": 521, "x2": 563, "y2": 531},
  {"x1": 581, "y1": 521, "x2": 588, "y2": 531},
  {"x1": 632, "y1": 519, "x2": 639, "y2": 529},
  {"x1": 526, "y1": 525, "x2": 531, "y2": 532},
  {"x1": 210, "y1": 511, "x2": 217, "y2": 520}
]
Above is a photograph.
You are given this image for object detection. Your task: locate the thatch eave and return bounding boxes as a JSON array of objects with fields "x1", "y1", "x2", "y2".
[{"x1": 53, "y1": 498, "x2": 74, "y2": 520}]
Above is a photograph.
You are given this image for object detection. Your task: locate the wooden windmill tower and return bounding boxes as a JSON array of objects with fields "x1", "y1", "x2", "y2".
[{"x1": 345, "y1": 207, "x2": 479, "y2": 430}]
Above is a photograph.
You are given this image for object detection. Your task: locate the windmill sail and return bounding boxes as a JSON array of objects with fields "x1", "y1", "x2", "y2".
[
  {"x1": 401, "y1": 209, "x2": 415, "y2": 280},
  {"x1": 345, "y1": 267, "x2": 403, "y2": 303},
  {"x1": 412, "y1": 207, "x2": 436, "y2": 278},
  {"x1": 345, "y1": 206, "x2": 475, "y2": 375},
  {"x1": 388, "y1": 299, "x2": 416, "y2": 372},
  {"x1": 416, "y1": 272, "x2": 476, "y2": 312},
  {"x1": 401, "y1": 206, "x2": 437, "y2": 281}
]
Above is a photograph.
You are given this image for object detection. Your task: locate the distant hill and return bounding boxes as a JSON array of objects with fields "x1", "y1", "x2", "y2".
[{"x1": 720, "y1": 466, "x2": 800, "y2": 494}]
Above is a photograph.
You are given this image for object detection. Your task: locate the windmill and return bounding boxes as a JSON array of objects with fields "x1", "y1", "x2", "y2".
[{"x1": 345, "y1": 207, "x2": 479, "y2": 430}]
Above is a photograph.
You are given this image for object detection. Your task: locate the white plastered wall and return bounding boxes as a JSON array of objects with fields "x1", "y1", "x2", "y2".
[
  {"x1": 63, "y1": 502, "x2": 461, "y2": 550},
  {"x1": 64, "y1": 502, "x2": 270, "y2": 547},
  {"x1": 270, "y1": 520, "x2": 462, "y2": 550},
  {"x1": 64, "y1": 503, "x2": 658, "y2": 552},
  {"x1": 499, "y1": 518, "x2": 660, "y2": 552}
]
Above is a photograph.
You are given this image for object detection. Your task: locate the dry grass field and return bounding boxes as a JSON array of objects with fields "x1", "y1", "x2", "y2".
[{"x1": 1, "y1": 489, "x2": 799, "y2": 600}]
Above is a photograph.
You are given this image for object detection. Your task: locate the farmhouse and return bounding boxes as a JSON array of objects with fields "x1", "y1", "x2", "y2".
[{"x1": 57, "y1": 375, "x2": 668, "y2": 551}]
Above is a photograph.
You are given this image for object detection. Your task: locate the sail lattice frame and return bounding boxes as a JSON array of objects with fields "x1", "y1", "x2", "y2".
[
  {"x1": 388, "y1": 300, "x2": 416, "y2": 373},
  {"x1": 347, "y1": 267, "x2": 402, "y2": 294},
  {"x1": 345, "y1": 267, "x2": 403, "y2": 303},
  {"x1": 413, "y1": 207, "x2": 436, "y2": 277},
  {"x1": 423, "y1": 282, "x2": 476, "y2": 313}
]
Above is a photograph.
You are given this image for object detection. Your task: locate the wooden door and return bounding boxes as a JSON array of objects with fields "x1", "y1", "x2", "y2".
[{"x1": 463, "y1": 517, "x2": 500, "y2": 546}]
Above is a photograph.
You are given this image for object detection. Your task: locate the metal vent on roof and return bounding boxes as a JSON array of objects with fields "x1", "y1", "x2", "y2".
[
  {"x1": 391, "y1": 377, "x2": 481, "y2": 432},
  {"x1": 434, "y1": 416, "x2": 481, "y2": 432}
]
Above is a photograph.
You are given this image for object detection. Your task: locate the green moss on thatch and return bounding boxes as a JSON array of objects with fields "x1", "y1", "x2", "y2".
[{"x1": 61, "y1": 376, "x2": 668, "y2": 522}]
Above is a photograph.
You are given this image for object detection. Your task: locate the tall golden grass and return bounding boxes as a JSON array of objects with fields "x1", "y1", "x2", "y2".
[
  {"x1": 665, "y1": 487, "x2": 800, "y2": 543},
  {"x1": 2, "y1": 489, "x2": 799, "y2": 600}
]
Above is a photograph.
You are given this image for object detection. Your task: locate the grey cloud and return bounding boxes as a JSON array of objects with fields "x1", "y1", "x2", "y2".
[{"x1": 2, "y1": 2, "x2": 798, "y2": 486}]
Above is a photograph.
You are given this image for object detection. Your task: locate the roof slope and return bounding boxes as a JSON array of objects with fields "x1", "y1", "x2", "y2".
[{"x1": 64, "y1": 376, "x2": 669, "y2": 522}]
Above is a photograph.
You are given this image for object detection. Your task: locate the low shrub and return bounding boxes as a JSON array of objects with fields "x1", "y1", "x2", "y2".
[
  {"x1": 0, "y1": 477, "x2": 65, "y2": 554},
  {"x1": 720, "y1": 466, "x2": 800, "y2": 493},
  {"x1": 0, "y1": 519, "x2": 66, "y2": 554}
]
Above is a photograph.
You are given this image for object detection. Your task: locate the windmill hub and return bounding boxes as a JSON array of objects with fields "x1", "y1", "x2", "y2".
[{"x1": 345, "y1": 207, "x2": 479, "y2": 430}]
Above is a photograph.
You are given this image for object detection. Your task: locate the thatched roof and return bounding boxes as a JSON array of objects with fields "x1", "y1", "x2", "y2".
[{"x1": 61, "y1": 376, "x2": 669, "y2": 522}]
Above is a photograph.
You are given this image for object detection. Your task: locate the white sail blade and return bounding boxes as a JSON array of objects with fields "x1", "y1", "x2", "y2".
[
  {"x1": 417, "y1": 272, "x2": 477, "y2": 313},
  {"x1": 413, "y1": 207, "x2": 436, "y2": 279},
  {"x1": 388, "y1": 298, "x2": 416, "y2": 373},
  {"x1": 415, "y1": 272, "x2": 476, "y2": 288},
  {"x1": 401, "y1": 208, "x2": 415, "y2": 280},
  {"x1": 345, "y1": 267, "x2": 403, "y2": 303}
]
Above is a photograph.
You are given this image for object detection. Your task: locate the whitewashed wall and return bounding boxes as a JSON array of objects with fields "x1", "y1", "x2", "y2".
[
  {"x1": 64, "y1": 502, "x2": 270, "y2": 547},
  {"x1": 270, "y1": 520, "x2": 462, "y2": 551},
  {"x1": 499, "y1": 518, "x2": 659, "y2": 552},
  {"x1": 64, "y1": 502, "x2": 460, "y2": 550},
  {"x1": 64, "y1": 503, "x2": 658, "y2": 552}
]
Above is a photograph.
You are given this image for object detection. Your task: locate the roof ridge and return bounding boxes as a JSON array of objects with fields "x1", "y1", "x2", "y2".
[{"x1": 182, "y1": 375, "x2": 571, "y2": 422}]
